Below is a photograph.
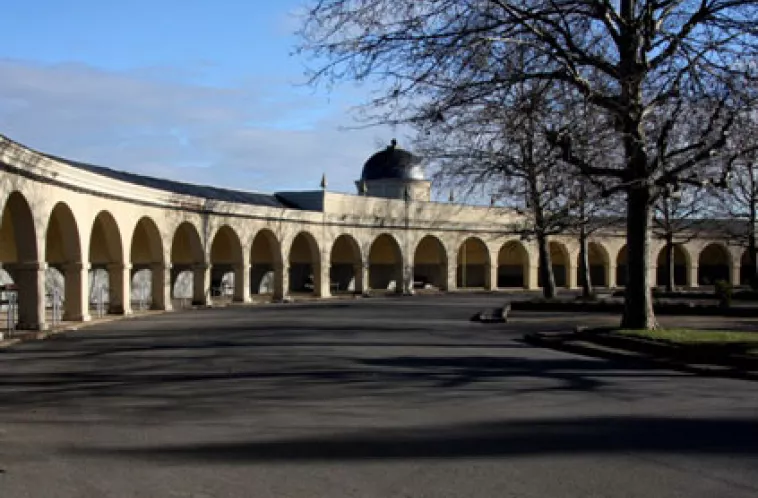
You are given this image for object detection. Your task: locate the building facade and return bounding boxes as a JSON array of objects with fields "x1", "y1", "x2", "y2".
[{"x1": 0, "y1": 135, "x2": 744, "y2": 330}]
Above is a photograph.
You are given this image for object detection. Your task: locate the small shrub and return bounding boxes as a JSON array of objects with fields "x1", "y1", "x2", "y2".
[{"x1": 714, "y1": 280, "x2": 733, "y2": 308}]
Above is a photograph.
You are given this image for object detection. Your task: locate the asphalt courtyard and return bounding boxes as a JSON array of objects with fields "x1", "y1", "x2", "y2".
[{"x1": 1, "y1": 294, "x2": 757, "y2": 498}]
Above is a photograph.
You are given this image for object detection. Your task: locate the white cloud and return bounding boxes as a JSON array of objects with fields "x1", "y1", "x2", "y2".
[{"x1": 0, "y1": 58, "x2": 400, "y2": 194}]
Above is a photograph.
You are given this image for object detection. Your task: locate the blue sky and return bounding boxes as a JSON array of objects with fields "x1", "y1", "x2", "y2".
[{"x1": 1, "y1": 0, "x2": 398, "y2": 193}]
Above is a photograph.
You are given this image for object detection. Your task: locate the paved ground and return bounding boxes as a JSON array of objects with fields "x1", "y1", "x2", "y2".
[{"x1": 1, "y1": 294, "x2": 757, "y2": 498}]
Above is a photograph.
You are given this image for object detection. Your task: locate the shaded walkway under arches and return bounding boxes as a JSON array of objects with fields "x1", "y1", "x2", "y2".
[
  {"x1": 414, "y1": 235, "x2": 448, "y2": 290},
  {"x1": 457, "y1": 237, "x2": 489, "y2": 288},
  {"x1": 498, "y1": 241, "x2": 528, "y2": 288}
]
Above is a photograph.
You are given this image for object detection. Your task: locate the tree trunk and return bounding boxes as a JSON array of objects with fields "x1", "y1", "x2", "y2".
[
  {"x1": 665, "y1": 233, "x2": 675, "y2": 293},
  {"x1": 537, "y1": 233, "x2": 556, "y2": 299},
  {"x1": 750, "y1": 195, "x2": 757, "y2": 289},
  {"x1": 621, "y1": 185, "x2": 657, "y2": 329},
  {"x1": 579, "y1": 229, "x2": 593, "y2": 298}
]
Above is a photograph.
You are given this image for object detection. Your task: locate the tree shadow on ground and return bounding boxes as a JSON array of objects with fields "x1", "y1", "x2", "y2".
[
  {"x1": 0, "y1": 348, "x2": 683, "y2": 416},
  {"x1": 65, "y1": 415, "x2": 758, "y2": 463}
]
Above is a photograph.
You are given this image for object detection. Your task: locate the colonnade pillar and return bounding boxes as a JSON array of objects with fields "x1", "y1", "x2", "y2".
[
  {"x1": 607, "y1": 263, "x2": 617, "y2": 288},
  {"x1": 274, "y1": 263, "x2": 289, "y2": 300},
  {"x1": 354, "y1": 263, "x2": 369, "y2": 294},
  {"x1": 4, "y1": 262, "x2": 47, "y2": 330},
  {"x1": 485, "y1": 262, "x2": 497, "y2": 291},
  {"x1": 151, "y1": 263, "x2": 173, "y2": 311},
  {"x1": 63, "y1": 262, "x2": 91, "y2": 321},
  {"x1": 731, "y1": 263, "x2": 741, "y2": 286},
  {"x1": 192, "y1": 263, "x2": 210, "y2": 306},
  {"x1": 233, "y1": 263, "x2": 251, "y2": 303},
  {"x1": 567, "y1": 259, "x2": 578, "y2": 289},
  {"x1": 688, "y1": 264, "x2": 699, "y2": 288},
  {"x1": 316, "y1": 263, "x2": 331, "y2": 298},
  {"x1": 526, "y1": 264, "x2": 540, "y2": 290},
  {"x1": 107, "y1": 263, "x2": 132, "y2": 315}
]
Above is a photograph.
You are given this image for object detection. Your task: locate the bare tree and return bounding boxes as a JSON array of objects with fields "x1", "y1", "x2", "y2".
[
  {"x1": 653, "y1": 187, "x2": 713, "y2": 292},
  {"x1": 417, "y1": 81, "x2": 573, "y2": 298},
  {"x1": 298, "y1": 0, "x2": 758, "y2": 328},
  {"x1": 711, "y1": 110, "x2": 758, "y2": 287}
]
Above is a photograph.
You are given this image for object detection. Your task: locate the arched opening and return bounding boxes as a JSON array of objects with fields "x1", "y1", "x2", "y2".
[
  {"x1": 413, "y1": 235, "x2": 448, "y2": 290},
  {"x1": 130, "y1": 216, "x2": 165, "y2": 311},
  {"x1": 368, "y1": 233, "x2": 403, "y2": 292},
  {"x1": 540, "y1": 241, "x2": 569, "y2": 288},
  {"x1": 131, "y1": 269, "x2": 152, "y2": 311},
  {"x1": 576, "y1": 242, "x2": 609, "y2": 288},
  {"x1": 0, "y1": 192, "x2": 40, "y2": 329},
  {"x1": 250, "y1": 229, "x2": 281, "y2": 296},
  {"x1": 330, "y1": 234, "x2": 362, "y2": 293},
  {"x1": 616, "y1": 245, "x2": 628, "y2": 286},
  {"x1": 45, "y1": 202, "x2": 85, "y2": 321},
  {"x1": 457, "y1": 237, "x2": 489, "y2": 288},
  {"x1": 498, "y1": 240, "x2": 528, "y2": 288},
  {"x1": 741, "y1": 249, "x2": 755, "y2": 286},
  {"x1": 210, "y1": 225, "x2": 243, "y2": 303},
  {"x1": 288, "y1": 232, "x2": 320, "y2": 294},
  {"x1": 655, "y1": 244, "x2": 689, "y2": 287},
  {"x1": 170, "y1": 222, "x2": 205, "y2": 307},
  {"x1": 89, "y1": 210, "x2": 126, "y2": 314},
  {"x1": 698, "y1": 243, "x2": 731, "y2": 285}
]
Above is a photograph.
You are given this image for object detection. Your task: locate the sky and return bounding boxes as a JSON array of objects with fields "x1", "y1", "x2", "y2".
[{"x1": 1, "y1": 0, "x2": 399, "y2": 194}]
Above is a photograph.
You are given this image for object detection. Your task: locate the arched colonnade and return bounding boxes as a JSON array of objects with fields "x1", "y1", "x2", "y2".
[{"x1": 0, "y1": 189, "x2": 747, "y2": 330}]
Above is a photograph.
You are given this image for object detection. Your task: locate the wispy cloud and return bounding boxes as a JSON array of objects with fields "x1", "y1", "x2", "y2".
[{"x1": 0, "y1": 58, "x2": 398, "y2": 194}]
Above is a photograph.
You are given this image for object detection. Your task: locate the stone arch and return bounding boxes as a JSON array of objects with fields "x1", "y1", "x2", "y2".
[
  {"x1": 46, "y1": 202, "x2": 86, "y2": 320},
  {"x1": 288, "y1": 231, "x2": 320, "y2": 294},
  {"x1": 130, "y1": 216, "x2": 166, "y2": 311},
  {"x1": 0, "y1": 191, "x2": 39, "y2": 263},
  {"x1": 655, "y1": 243, "x2": 690, "y2": 287},
  {"x1": 368, "y1": 233, "x2": 403, "y2": 292},
  {"x1": 616, "y1": 245, "x2": 628, "y2": 286},
  {"x1": 576, "y1": 241, "x2": 610, "y2": 288},
  {"x1": 413, "y1": 235, "x2": 448, "y2": 290},
  {"x1": 170, "y1": 221, "x2": 205, "y2": 305},
  {"x1": 209, "y1": 225, "x2": 244, "y2": 302},
  {"x1": 89, "y1": 210, "x2": 128, "y2": 314},
  {"x1": 0, "y1": 191, "x2": 42, "y2": 329},
  {"x1": 457, "y1": 237, "x2": 490, "y2": 288},
  {"x1": 330, "y1": 234, "x2": 363, "y2": 293},
  {"x1": 497, "y1": 240, "x2": 529, "y2": 288},
  {"x1": 740, "y1": 249, "x2": 755, "y2": 286},
  {"x1": 250, "y1": 229, "x2": 282, "y2": 296},
  {"x1": 540, "y1": 240, "x2": 570, "y2": 288},
  {"x1": 698, "y1": 243, "x2": 731, "y2": 285}
]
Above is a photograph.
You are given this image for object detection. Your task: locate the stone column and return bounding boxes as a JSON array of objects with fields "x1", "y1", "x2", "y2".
[
  {"x1": 730, "y1": 261, "x2": 740, "y2": 286},
  {"x1": 316, "y1": 263, "x2": 331, "y2": 298},
  {"x1": 5, "y1": 262, "x2": 47, "y2": 330},
  {"x1": 688, "y1": 264, "x2": 699, "y2": 288},
  {"x1": 607, "y1": 264, "x2": 618, "y2": 289},
  {"x1": 485, "y1": 262, "x2": 497, "y2": 291},
  {"x1": 63, "y1": 262, "x2": 91, "y2": 321},
  {"x1": 446, "y1": 261, "x2": 457, "y2": 292},
  {"x1": 526, "y1": 264, "x2": 540, "y2": 290},
  {"x1": 567, "y1": 260, "x2": 578, "y2": 289},
  {"x1": 192, "y1": 263, "x2": 210, "y2": 306},
  {"x1": 401, "y1": 255, "x2": 414, "y2": 295},
  {"x1": 233, "y1": 263, "x2": 251, "y2": 303},
  {"x1": 353, "y1": 263, "x2": 369, "y2": 294},
  {"x1": 274, "y1": 263, "x2": 289, "y2": 300},
  {"x1": 107, "y1": 263, "x2": 132, "y2": 315},
  {"x1": 151, "y1": 263, "x2": 173, "y2": 311}
]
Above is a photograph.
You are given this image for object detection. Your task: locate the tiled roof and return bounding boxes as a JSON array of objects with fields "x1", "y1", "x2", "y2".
[{"x1": 44, "y1": 153, "x2": 291, "y2": 208}]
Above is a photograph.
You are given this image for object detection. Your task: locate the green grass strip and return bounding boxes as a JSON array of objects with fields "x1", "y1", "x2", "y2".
[{"x1": 615, "y1": 328, "x2": 758, "y2": 344}]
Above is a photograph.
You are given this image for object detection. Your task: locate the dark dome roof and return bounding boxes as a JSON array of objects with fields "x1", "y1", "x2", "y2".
[{"x1": 360, "y1": 140, "x2": 425, "y2": 181}]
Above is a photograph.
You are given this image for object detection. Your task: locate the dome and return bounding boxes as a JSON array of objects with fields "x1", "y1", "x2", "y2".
[{"x1": 360, "y1": 139, "x2": 425, "y2": 181}]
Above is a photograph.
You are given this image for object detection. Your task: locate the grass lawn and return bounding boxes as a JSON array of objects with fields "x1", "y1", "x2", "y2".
[{"x1": 616, "y1": 328, "x2": 758, "y2": 345}]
